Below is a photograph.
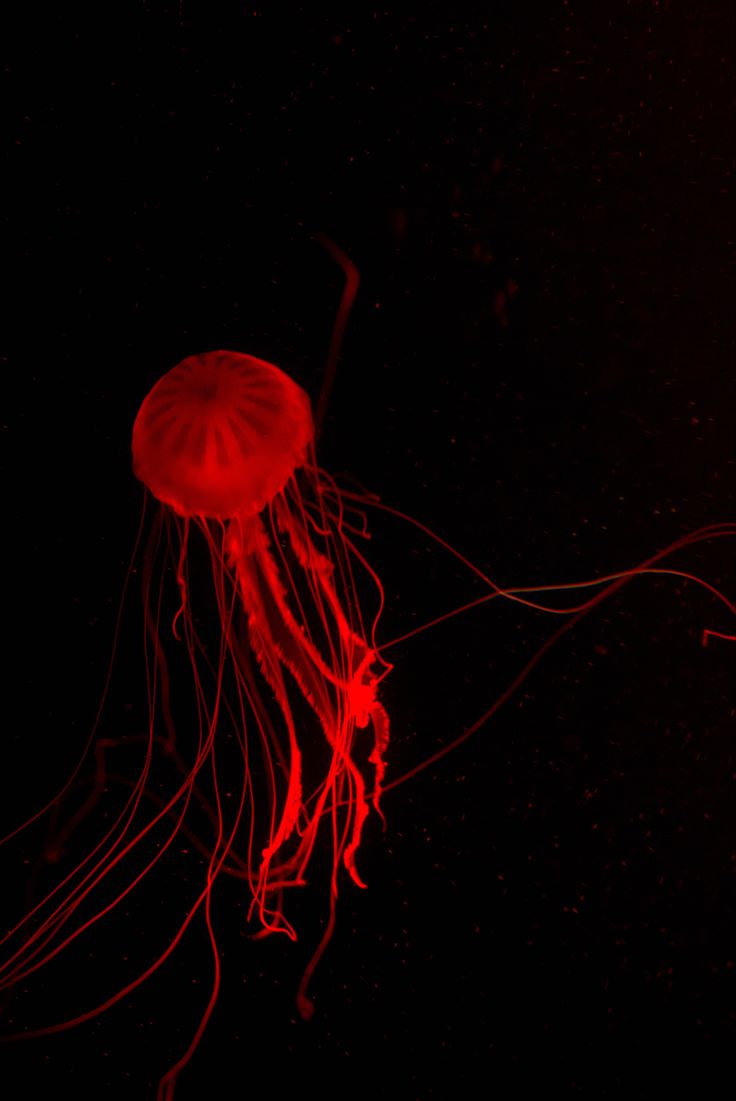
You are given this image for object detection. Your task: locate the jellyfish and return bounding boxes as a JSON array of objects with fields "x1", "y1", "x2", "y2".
[
  {"x1": 0, "y1": 345, "x2": 391, "y2": 1101},
  {"x1": 2, "y1": 335, "x2": 734, "y2": 1101},
  {"x1": 131, "y1": 348, "x2": 391, "y2": 996}
]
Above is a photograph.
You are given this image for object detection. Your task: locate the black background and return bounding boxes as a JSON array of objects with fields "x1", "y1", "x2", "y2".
[{"x1": 2, "y1": 5, "x2": 735, "y2": 1098}]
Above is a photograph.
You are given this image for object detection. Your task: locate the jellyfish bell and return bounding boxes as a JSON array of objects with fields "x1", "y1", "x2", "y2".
[{"x1": 132, "y1": 350, "x2": 314, "y2": 521}]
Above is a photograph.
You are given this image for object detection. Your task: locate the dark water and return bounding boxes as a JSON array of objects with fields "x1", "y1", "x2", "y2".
[{"x1": 2, "y1": 7, "x2": 734, "y2": 1098}]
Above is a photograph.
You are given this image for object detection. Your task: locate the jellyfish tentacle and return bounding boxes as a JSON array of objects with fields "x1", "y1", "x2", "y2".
[
  {"x1": 276, "y1": 486, "x2": 391, "y2": 819},
  {"x1": 226, "y1": 501, "x2": 387, "y2": 894},
  {"x1": 224, "y1": 516, "x2": 305, "y2": 928}
]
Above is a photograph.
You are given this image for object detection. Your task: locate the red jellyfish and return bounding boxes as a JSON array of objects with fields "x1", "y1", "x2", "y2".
[
  {"x1": 0, "y1": 246, "x2": 393, "y2": 1100},
  {"x1": 132, "y1": 347, "x2": 391, "y2": 1004}
]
